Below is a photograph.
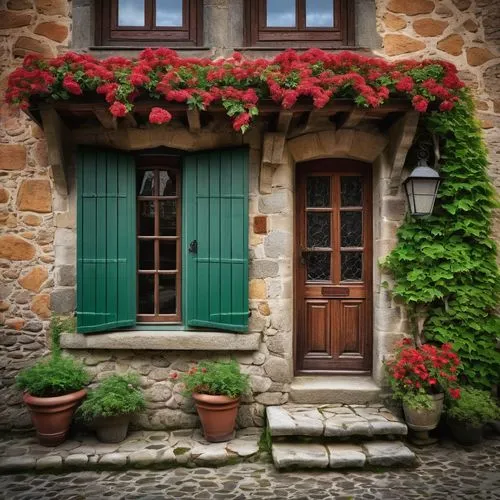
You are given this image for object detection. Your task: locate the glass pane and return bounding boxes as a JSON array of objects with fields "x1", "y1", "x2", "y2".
[
  {"x1": 138, "y1": 201, "x2": 155, "y2": 236},
  {"x1": 341, "y1": 252, "x2": 363, "y2": 281},
  {"x1": 139, "y1": 240, "x2": 155, "y2": 270},
  {"x1": 158, "y1": 169, "x2": 176, "y2": 196},
  {"x1": 341, "y1": 211, "x2": 362, "y2": 247},
  {"x1": 159, "y1": 275, "x2": 176, "y2": 314},
  {"x1": 138, "y1": 274, "x2": 154, "y2": 314},
  {"x1": 306, "y1": 0, "x2": 334, "y2": 27},
  {"x1": 159, "y1": 200, "x2": 177, "y2": 236},
  {"x1": 156, "y1": 0, "x2": 183, "y2": 26},
  {"x1": 159, "y1": 241, "x2": 176, "y2": 270},
  {"x1": 341, "y1": 176, "x2": 363, "y2": 207},
  {"x1": 307, "y1": 176, "x2": 330, "y2": 207},
  {"x1": 307, "y1": 212, "x2": 330, "y2": 248},
  {"x1": 307, "y1": 252, "x2": 330, "y2": 281},
  {"x1": 137, "y1": 170, "x2": 155, "y2": 196},
  {"x1": 118, "y1": 0, "x2": 145, "y2": 26},
  {"x1": 267, "y1": 0, "x2": 296, "y2": 27}
]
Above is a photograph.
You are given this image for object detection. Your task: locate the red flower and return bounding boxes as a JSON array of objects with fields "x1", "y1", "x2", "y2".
[
  {"x1": 232, "y1": 112, "x2": 251, "y2": 131},
  {"x1": 169, "y1": 372, "x2": 179, "y2": 380},
  {"x1": 449, "y1": 388, "x2": 461, "y2": 399},
  {"x1": 412, "y1": 95, "x2": 429, "y2": 113},
  {"x1": 109, "y1": 101, "x2": 127, "y2": 117},
  {"x1": 62, "y1": 75, "x2": 82, "y2": 95},
  {"x1": 149, "y1": 107, "x2": 172, "y2": 124}
]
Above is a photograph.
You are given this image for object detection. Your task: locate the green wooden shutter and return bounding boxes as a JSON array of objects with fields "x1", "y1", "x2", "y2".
[
  {"x1": 77, "y1": 148, "x2": 136, "y2": 333},
  {"x1": 184, "y1": 149, "x2": 249, "y2": 332}
]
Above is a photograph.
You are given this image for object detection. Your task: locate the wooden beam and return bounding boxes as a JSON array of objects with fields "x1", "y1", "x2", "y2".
[
  {"x1": 93, "y1": 109, "x2": 117, "y2": 129},
  {"x1": 39, "y1": 107, "x2": 70, "y2": 196},
  {"x1": 186, "y1": 109, "x2": 201, "y2": 132},
  {"x1": 123, "y1": 113, "x2": 137, "y2": 128},
  {"x1": 276, "y1": 111, "x2": 293, "y2": 135},
  {"x1": 336, "y1": 109, "x2": 367, "y2": 129},
  {"x1": 260, "y1": 132, "x2": 287, "y2": 194}
]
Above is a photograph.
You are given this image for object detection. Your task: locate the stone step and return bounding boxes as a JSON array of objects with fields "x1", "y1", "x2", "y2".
[
  {"x1": 267, "y1": 404, "x2": 407, "y2": 439},
  {"x1": 272, "y1": 441, "x2": 417, "y2": 470},
  {"x1": 290, "y1": 376, "x2": 381, "y2": 404}
]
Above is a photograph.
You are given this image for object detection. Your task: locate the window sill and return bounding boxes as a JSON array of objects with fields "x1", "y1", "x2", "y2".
[
  {"x1": 60, "y1": 331, "x2": 261, "y2": 351},
  {"x1": 235, "y1": 46, "x2": 368, "y2": 51},
  {"x1": 89, "y1": 46, "x2": 211, "y2": 51}
]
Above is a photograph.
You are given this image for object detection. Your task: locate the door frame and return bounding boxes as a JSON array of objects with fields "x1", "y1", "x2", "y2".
[{"x1": 293, "y1": 158, "x2": 373, "y2": 375}]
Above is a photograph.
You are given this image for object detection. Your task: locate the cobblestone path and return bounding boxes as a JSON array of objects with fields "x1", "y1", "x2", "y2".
[{"x1": 0, "y1": 438, "x2": 499, "y2": 499}]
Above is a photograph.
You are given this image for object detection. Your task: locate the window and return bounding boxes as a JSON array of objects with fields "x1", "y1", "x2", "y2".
[
  {"x1": 245, "y1": 0, "x2": 354, "y2": 47},
  {"x1": 95, "y1": 0, "x2": 203, "y2": 46},
  {"x1": 76, "y1": 148, "x2": 249, "y2": 334}
]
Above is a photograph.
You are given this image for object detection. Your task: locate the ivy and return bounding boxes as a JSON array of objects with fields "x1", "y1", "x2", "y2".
[{"x1": 384, "y1": 92, "x2": 500, "y2": 389}]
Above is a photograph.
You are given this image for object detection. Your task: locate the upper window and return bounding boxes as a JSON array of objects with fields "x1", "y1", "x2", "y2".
[
  {"x1": 95, "y1": 0, "x2": 203, "y2": 47},
  {"x1": 245, "y1": 0, "x2": 354, "y2": 47}
]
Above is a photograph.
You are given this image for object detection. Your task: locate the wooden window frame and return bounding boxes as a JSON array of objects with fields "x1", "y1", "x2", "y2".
[
  {"x1": 136, "y1": 155, "x2": 182, "y2": 323},
  {"x1": 95, "y1": 0, "x2": 203, "y2": 47},
  {"x1": 244, "y1": 0, "x2": 354, "y2": 47}
]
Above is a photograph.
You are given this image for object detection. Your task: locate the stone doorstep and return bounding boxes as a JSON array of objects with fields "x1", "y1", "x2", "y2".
[
  {"x1": 267, "y1": 404, "x2": 407, "y2": 438},
  {"x1": 271, "y1": 441, "x2": 417, "y2": 470},
  {"x1": 0, "y1": 429, "x2": 262, "y2": 473}
]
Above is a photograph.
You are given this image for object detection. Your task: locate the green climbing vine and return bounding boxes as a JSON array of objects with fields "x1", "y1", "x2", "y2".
[{"x1": 384, "y1": 91, "x2": 500, "y2": 390}]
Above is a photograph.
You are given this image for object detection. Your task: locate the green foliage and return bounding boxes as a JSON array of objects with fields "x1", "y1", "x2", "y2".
[
  {"x1": 384, "y1": 92, "x2": 500, "y2": 389},
  {"x1": 50, "y1": 315, "x2": 75, "y2": 357},
  {"x1": 401, "y1": 391, "x2": 434, "y2": 410},
  {"x1": 181, "y1": 360, "x2": 250, "y2": 398},
  {"x1": 258, "y1": 426, "x2": 272, "y2": 454},
  {"x1": 77, "y1": 373, "x2": 146, "y2": 422},
  {"x1": 16, "y1": 355, "x2": 89, "y2": 397},
  {"x1": 447, "y1": 387, "x2": 499, "y2": 427}
]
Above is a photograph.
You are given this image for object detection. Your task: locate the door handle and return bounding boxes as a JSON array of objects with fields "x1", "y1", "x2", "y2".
[{"x1": 188, "y1": 239, "x2": 198, "y2": 253}]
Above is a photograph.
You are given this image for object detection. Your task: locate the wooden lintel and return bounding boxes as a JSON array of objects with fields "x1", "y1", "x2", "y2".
[
  {"x1": 276, "y1": 111, "x2": 293, "y2": 135},
  {"x1": 123, "y1": 113, "x2": 137, "y2": 128},
  {"x1": 186, "y1": 109, "x2": 201, "y2": 132},
  {"x1": 260, "y1": 132, "x2": 286, "y2": 194},
  {"x1": 336, "y1": 109, "x2": 366, "y2": 129},
  {"x1": 386, "y1": 110, "x2": 420, "y2": 189},
  {"x1": 93, "y1": 109, "x2": 117, "y2": 129},
  {"x1": 39, "y1": 107, "x2": 70, "y2": 196}
]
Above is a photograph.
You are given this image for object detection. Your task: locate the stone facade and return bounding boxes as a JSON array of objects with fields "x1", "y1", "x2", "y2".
[{"x1": 0, "y1": 0, "x2": 498, "y2": 431}]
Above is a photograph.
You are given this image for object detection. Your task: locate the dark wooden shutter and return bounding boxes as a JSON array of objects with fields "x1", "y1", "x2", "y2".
[
  {"x1": 76, "y1": 148, "x2": 136, "y2": 333},
  {"x1": 184, "y1": 149, "x2": 249, "y2": 332}
]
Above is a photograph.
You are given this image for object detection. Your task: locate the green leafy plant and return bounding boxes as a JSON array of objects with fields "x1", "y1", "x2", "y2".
[
  {"x1": 77, "y1": 373, "x2": 146, "y2": 422},
  {"x1": 50, "y1": 315, "x2": 76, "y2": 357},
  {"x1": 447, "y1": 387, "x2": 499, "y2": 427},
  {"x1": 176, "y1": 360, "x2": 250, "y2": 398},
  {"x1": 401, "y1": 391, "x2": 434, "y2": 410},
  {"x1": 384, "y1": 93, "x2": 500, "y2": 390},
  {"x1": 16, "y1": 355, "x2": 89, "y2": 397}
]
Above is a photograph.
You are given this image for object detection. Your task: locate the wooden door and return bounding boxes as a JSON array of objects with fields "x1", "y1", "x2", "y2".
[{"x1": 295, "y1": 159, "x2": 372, "y2": 374}]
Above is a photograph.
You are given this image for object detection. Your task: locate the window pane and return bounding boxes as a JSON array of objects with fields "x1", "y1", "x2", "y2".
[
  {"x1": 118, "y1": 0, "x2": 145, "y2": 26},
  {"x1": 306, "y1": 0, "x2": 334, "y2": 27},
  {"x1": 137, "y1": 170, "x2": 155, "y2": 196},
  {"x1": 159, "y1": 241, "x2": 176, "y2": 270},
  {"x1": 158, "y1": 169, "x2": 176, "y2": 196},
  {"x1": 159, "y1": 200, "x2": 177, "y2": 236},
  {"x1": 138, "y1": 201, "x2": 155, "y2": 236},
  {"x1": 159, "y1": 275, "x2": 176, "y2": 314},
  {"x1": 341, "y1": 252, "x2": 363, "y2": 281},
  {"x1": 138, "y1": 274, "x2": 154, "y2": 314},
  {"x1": 156, "y1": 0, "x2": 183, "y2": 26},
  {"x1": 341, "y1": 211, "x2": 362, "y2": 247},
  {"x1": 267, "y1": 0, "x2": 296, "y2": 27},
  {"x1": 139, "y1": 240, "x2": 155, "y2": 270},
  {"x1": 341, "y1": 176, "x2": 363, "y2": 207},
  {"x1": 307, "y1": 176, "x2": 330, "y2": 207},
  {"x1": 307, "y1": 212, "x2": 330, "y2": 248},
  {"x1": 307, "y1": 252, "x2": 330, "y2": 281}
]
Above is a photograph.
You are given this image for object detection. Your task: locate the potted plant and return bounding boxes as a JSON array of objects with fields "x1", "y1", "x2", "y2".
[
  {"x1": 16, "y1": 355, "x2": 89, "y2": 446},
  {"x1": 447, "y1": 387, "x2": 499, "y2": 445},
  {"x1": 77, "y1": 373, "x2": 146, "y2": 443},
  {"x1": 385, "y1": 339, "x2": 461, "y2": 436},
  {"x1": 174, "y1": 360, "x2": 250, "y2": 442}
]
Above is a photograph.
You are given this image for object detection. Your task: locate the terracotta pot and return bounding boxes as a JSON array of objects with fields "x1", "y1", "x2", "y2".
[
  {"x1": 192, "y1": 393, "x2": 240, "y2": 442},
  {"x1": 93, "y1": 415, "x2": 131, "y2": 443},
  {"x1": 448, "y1": 417, "x2": 483, "y2": 446},
  {"x1": 23, "y1": 389, "x2": 87, "y2": 447},
  {"x1": 403, "y1": 393, "x2": 444, "y2": 432}
]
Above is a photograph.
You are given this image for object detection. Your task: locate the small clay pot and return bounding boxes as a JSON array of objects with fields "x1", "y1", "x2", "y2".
[
  {"x1": 192, "y1": 393, "x2": 240, "y2": 442},
  {"x1": 93, "y1": 415, "x2": 131, "y2": 443},
  {"x1": 23, "y1": 389, "x2": 87, "y2": 447}
]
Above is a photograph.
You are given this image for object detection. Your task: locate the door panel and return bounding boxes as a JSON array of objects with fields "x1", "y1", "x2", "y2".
[{"x1": 295, "y1": 159, "x2": 372, "y2": 374}]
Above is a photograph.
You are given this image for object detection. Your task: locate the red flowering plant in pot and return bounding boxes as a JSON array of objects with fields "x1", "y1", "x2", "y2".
[
  {"x1": 171, "y1": 360, "x2": 250, "y2": 442},
  {"x1": 384, "y1": 338, "x2": 461, "y2": 434}
]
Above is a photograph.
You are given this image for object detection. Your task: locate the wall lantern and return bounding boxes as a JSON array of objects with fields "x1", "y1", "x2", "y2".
[{"x1": 403, "y1": 145, "x2": 441, "y2": 217}]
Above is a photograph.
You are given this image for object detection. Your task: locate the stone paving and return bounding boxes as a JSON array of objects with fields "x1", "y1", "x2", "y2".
[
  {"x1": 0, "y1": 428, "x2": 261, "y2": 472},
  {"x1": 0, "y1": 437, "x2": 498, "y2": 499}
]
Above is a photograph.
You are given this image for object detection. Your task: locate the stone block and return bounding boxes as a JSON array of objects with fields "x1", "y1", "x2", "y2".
[
  {"x1": 34, "y1": 22, "x2": 69, "y2": 42},
  {"x1": 129, "y1": 449, "x2": 157, "y2": 467},
  {"x1": 0, "y1": 11, "x2": 32, "y2": 29},
  {"x1": 255, "y1": 392, "x2": 287, "y2": 405},
  {"x1": 31, "y1": 293, "x2": 51, "y2": 319},
  {"x1": 250, "y1": 260, "x2": 279, "y2": 279},
  {"x1": 13, "y1": 36, "x2": 55, "y2": 58},
  {"x1": 34, "y1": 0, "x2": 69, "y2": 15},
  {"x1": 51, "y1": 288, "x2": 75, "y2": 314},
  {"x1": 327, "y1": 444, "x2": 366, "y2": 468},
  {"x1": 413, "y1": 18, "x2": 448, "y2": 37},
  {"x1": 17, "y1": 180, "x2": 52, "y2": 213},
  {"x1": 0, "y1": 188, "x2": 9, "y2": 204},
  {"x1": 99, "y1": 452, "x2": 128, "y2": 466},
  {"x1": 253, "y1": 215, "x2": 268, "y2": 234},
  {"x1": 0, "y1": 145, "x2": 25, "y2": 171},
  {"x1": 0, "y1": 456, "x2": 36, "y2": 471},
  {"x1": 466, "y1": 47, "x2": 496, "y2": 67},
  {"x1": 264, "y1": 231, "x2": 291, "y2": 258},
  {"x1": 363, "y1": 441, "x2": 416, "y2": 466},
  {"x1": 383, "y1": 13, "x2": 406, "y2": 31},
  {"x1": 56, "y1": 265, "x2": 75, "y2": 287},
  {"x1": 249, "y1": 279, "x2": 266, "y2": 299},
  {"x1": 18, "y1": 266, "x2": 48, "y2": 292},
  {"x1": 263, "y1": 356, "x2": 292, "y2": 383},
  {"x1": 36, "y1": 455, "x2": 62, "y2": 470},
  {"x1": 387, "y1": 0, "x2": 435, "y2": 15},
  {"x1": 272, "y1": 443, "x2": 329, "y2": 469},
  {"x1": 226, "y1": 439, "x2": 259, "y2": 457},
  {"x1": 64, "y1": 454, "x2": 89, "y2": 467},
  {"x1": 437, "y1": 34, "x2": 464, "y2": 56},
  {"x1": 258, "y1": 191, "x2": 290, "y2": 214},
  {"x1": 384, "y1": 34, "x2": 426, "y2": 56},
  {"x1": 0, "y1": 235, "x2": 35, "y2": 261},
  {"x1": 250, "y1": 375, "x2": 272, "y2": 393},
  {"x1": 23, "y1": 214, "x2": 42, "y2": 226}
]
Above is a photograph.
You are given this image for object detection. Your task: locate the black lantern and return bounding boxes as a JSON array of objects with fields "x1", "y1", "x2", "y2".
[{"x1": 403, "y1": 147, "x2": 441, "y2": 217}]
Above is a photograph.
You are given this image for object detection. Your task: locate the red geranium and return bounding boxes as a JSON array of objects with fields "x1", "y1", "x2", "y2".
[{"x1": 149, "y1": 107, "x2": 172, "y2": 124}]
